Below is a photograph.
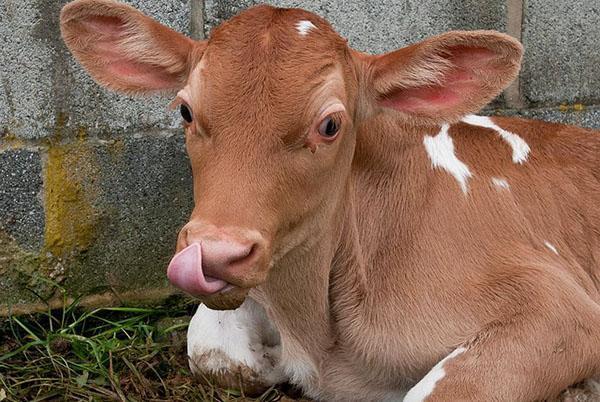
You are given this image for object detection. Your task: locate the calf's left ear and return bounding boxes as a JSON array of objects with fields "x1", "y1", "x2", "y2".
[{"x1": 364, "y1": 31, "x2": 523, "y2": 124}]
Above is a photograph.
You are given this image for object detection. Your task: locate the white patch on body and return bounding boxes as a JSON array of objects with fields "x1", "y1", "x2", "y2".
[
  {"x1": 491, "y1": 177, "x2": 510, "y2": 190},
  {"x1": 296, "y1": 20, "x2": 316, "y2": 36},
  {"x1": 461, "y1": 115, "x2": 530, "y2": 164},
  {"x1": 544, "y1": 241, "x2": 559, "y2": 255},
  {"x1": 424, "y1": 124, "x2": 473, "y2": 193},
  {"x1": 404, "y1": 347, "x2": 467, "y2": 402},
  {"x1": 187, "y1": 298, "x2": 286, "y2": 385}
]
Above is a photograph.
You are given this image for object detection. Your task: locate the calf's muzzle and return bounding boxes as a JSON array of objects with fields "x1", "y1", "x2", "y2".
[{"x1": 167, "y1": 222, "x2": 265, "y2": 299}]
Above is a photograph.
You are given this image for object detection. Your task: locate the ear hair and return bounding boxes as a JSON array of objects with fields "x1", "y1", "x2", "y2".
[
  {"x1": 371, "y1": 46, "x2": 454, "y2": 96},
  {"x1": 365, "y1": 31, "x2": 523, "y2": 125},
  {"x1": 60, "y1": 0, "x2": 203, "y2": 94}
]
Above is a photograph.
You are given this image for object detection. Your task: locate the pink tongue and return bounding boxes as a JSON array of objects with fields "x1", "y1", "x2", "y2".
[{"x1": 167, "y1": 243, "x2": 228, "y2": 296}]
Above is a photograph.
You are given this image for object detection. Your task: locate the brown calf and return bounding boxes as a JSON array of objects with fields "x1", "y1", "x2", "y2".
[{"x1": 60, "y1": 1, "x2": 600, "y2": 400}]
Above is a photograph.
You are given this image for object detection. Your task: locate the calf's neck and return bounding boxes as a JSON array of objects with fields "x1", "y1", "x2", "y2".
[{"x1": 60, "y1": 1, "x2": 600, "y2": 400}]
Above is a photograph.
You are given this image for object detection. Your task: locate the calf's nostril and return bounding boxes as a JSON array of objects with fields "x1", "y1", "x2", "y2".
[
  {"x1": 201, "y1": 240, "x2": 260, "y2": 271},
  {"x1": 231, "y1": 243, "x2": 258, "y2": 266}
]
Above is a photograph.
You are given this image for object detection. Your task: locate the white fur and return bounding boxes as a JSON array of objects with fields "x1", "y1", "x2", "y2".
[
  {"x1": 491, "y1": 177, "x2": 510, "y2": 190},
  {"x1": 424, "y1": 124, "x2": 473, "y2": 193},
  {"x1": 296, "y1": 20, "x2": 316, "y2": 36},
  {"x1": 404, "y1": 347, "x2": 467, "y2": 402},
  {"x1": 461, "y1": 115, "x2": 530, "y2": 164},
  {"x1": 279, "y1": 337, "x2": 319, "y2": 396},
  {"x1": 544, "y1": 241, "x2": 559, "y2": 255},
  {"x1": 187, "y1": 298, "x2": 286, "y2": 385}
]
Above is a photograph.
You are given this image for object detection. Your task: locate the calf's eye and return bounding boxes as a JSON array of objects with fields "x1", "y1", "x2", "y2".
[
  {"x1": 318, "y1": 115, "x2": 340, "y2": 138},
  {"x1": 180, "y1": 104, "x2": 193, "y2": 123}
]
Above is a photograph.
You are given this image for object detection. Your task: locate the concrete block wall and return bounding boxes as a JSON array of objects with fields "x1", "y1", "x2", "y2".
[{"x1": 1, "y1": 0, "x2": 598, "y2": 313}]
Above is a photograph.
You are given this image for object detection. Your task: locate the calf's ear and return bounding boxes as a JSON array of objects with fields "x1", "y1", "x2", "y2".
[
  {"x1": 60, "y1": 0, "x2": 206, "y2": 94},
  {"x1": 364, "y1": 31, "x2": 523, "y2": 124}
]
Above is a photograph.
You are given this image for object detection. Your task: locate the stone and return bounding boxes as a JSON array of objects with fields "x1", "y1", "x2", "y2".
[
  {"x1": 0, "y1": 0, "x2": 190, "y2": 140},
  {"x1": 521, "y1": 1, "x2": 600, "y2": 105},
  {"x1": 74, "y1": 132, "x2": 194, "y2": 296},
  {"x1": 204, "y1": 0, "x2": 507, "y2": 53},
  {"x1": 43, "y1": 131, "x2": 194, "y2": 297},
  {"x1": 491, "y1": 105, "x2": 600, "y2": 130},
  {"x1": 0, "y1": 149, "x2": 44, "y2": 251},
  {"x1": 0, "y1": 131, "x2": 194, "y2": 307}
]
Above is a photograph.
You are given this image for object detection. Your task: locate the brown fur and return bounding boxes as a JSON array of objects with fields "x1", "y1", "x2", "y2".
[{"x1": 61, "y1": 2, "x2": 600, "y2": 401}]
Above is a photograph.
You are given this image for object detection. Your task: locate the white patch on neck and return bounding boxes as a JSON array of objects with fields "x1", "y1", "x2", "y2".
[
  {"x1": 404, "y1": 347, "x2": 466, "y2": 402},
  {"x1": 491, "y1": 177, "x2": 510, "y2": 190},
  {"x1": 424, "y1": 124, "x2": 472, "y2": 194},
  {"x1": 544, "y1": 241, "x2": 559, "y2": 255},
  {"x1": 296, "y1": 20, "x2": 316, "y2": 36},
  {"x1": 461, "y1": 115, "x2": 530, "y2": 164}
]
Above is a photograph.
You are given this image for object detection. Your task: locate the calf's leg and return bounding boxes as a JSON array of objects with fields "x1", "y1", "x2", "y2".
[
  {"x1": 404, "y1": 304, "x2": 600, "y2": 402},
  {"x1": 187, "y1": 297, "x2": 286, "y2": 394}
]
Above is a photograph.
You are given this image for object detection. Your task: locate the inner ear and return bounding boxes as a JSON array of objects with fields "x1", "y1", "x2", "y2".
[
  {"x1": 81, "y1": 15, "x2": 124, "y2": 36},
  {"x1": 60, "y1": 0, "x2": 201, "y2": 94},
  {"x1": 378, "y1": 46, "x2": 496, "y2": 115},
  {"x1": 369, "y1": 31, "x2": 523, "y2": 124}
]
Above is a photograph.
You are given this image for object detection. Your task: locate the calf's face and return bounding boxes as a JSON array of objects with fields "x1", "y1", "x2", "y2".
[
  {"x1": 171, "y1": 20, "x2": 360, "y2": 308},
  {"x1": 61, "y1": 0, "x2": 522, "y2": 309}
]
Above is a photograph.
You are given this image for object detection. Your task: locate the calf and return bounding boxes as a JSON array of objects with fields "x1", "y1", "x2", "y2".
[{"x1": 60, "y1": 1, "x2": 600, "y2": 400}]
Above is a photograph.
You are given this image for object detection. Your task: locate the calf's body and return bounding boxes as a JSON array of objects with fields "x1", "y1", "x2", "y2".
[
  {"x1": 189, "y1": 115, "x2": 600, "y2": 401},
  {"x1": 60, "y1": 1, "x2": 600, "y2": 400}
]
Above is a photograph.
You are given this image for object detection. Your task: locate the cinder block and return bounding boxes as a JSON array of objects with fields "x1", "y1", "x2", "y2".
[
  {"x1": 521, "y1": 1, "x2": 599, "y2": 105},
  {"x1": 77, "y1": 132, "x2": 193, "y2": 296},
  {"x1": 0, "y1": 0, "x2": 190, "y2": 139},
  {"x1": 492, "y1": 106, "x2": 600, "y2": 130},
  {"x1": 0, "y1": 149, "x2": 44, "y2": 251},
  {"x1": 204, "y1": 0, "x2": 507, "y2": 53},
  {"x1": 0, "y1": 131, "x2": 193, "y2": 308},
  {"x1": 44, "y1": 131, "x2": 194, "y2": 297}
]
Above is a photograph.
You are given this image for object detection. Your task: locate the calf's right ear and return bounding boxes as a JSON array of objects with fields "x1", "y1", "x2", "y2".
[{"x1": 60, "y1": 0, "x2": 206, "y2": 94}]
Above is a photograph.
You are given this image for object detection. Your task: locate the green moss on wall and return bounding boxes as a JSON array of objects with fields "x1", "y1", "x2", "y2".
[
  {"x1": 43, "y1": 139, "x2": 99, "y2": 259},
  {"x1": 0, "y1": 231, "x2": 62, "y2": 304}
]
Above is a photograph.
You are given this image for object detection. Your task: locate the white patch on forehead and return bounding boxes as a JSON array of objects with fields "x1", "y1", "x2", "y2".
[
  {"x1": 424, "y1": 124, "x2": 472, "y2": 194},
  {"x1": 491, "y1": 177, "x2": 510, "y2": 190},
  {"x1": 296, "y1": 20, "x2": 317, "y2": 36},
  {"x1": 544, "y1": 241, "x2": 559, "y2": 255},
  {"x1": 461, "y1": 115, "x2": 530, "y2": 164},
  {"x1": 404, "y1": 347, "x2": 466, "y2": 402}
]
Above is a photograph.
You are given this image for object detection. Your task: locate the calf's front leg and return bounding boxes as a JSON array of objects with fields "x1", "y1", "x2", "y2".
[
  {"x1": 187, "y1": 297, "x2": 287, "y2": 394},
  {"x1": 404, "y1": 305, "x2": 600, "y2": 402}
]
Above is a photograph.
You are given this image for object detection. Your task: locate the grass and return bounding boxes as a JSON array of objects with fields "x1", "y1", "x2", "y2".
[{"x1": 0, "y1": 292, "x2": 297, "y2": 402}]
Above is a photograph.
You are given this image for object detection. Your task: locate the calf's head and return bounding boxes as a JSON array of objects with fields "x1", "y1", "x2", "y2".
[{"x1": 61, "y1": 0, "x2": 522, "y2": 309}]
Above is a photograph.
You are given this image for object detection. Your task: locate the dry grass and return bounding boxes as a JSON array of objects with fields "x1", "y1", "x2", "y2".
[
  {"x1": 1, "y1": 291, "x2": 598, "y2": 401},
  {"x1": 0, "y1": 293, "x2": 299, "y2": 402}
]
